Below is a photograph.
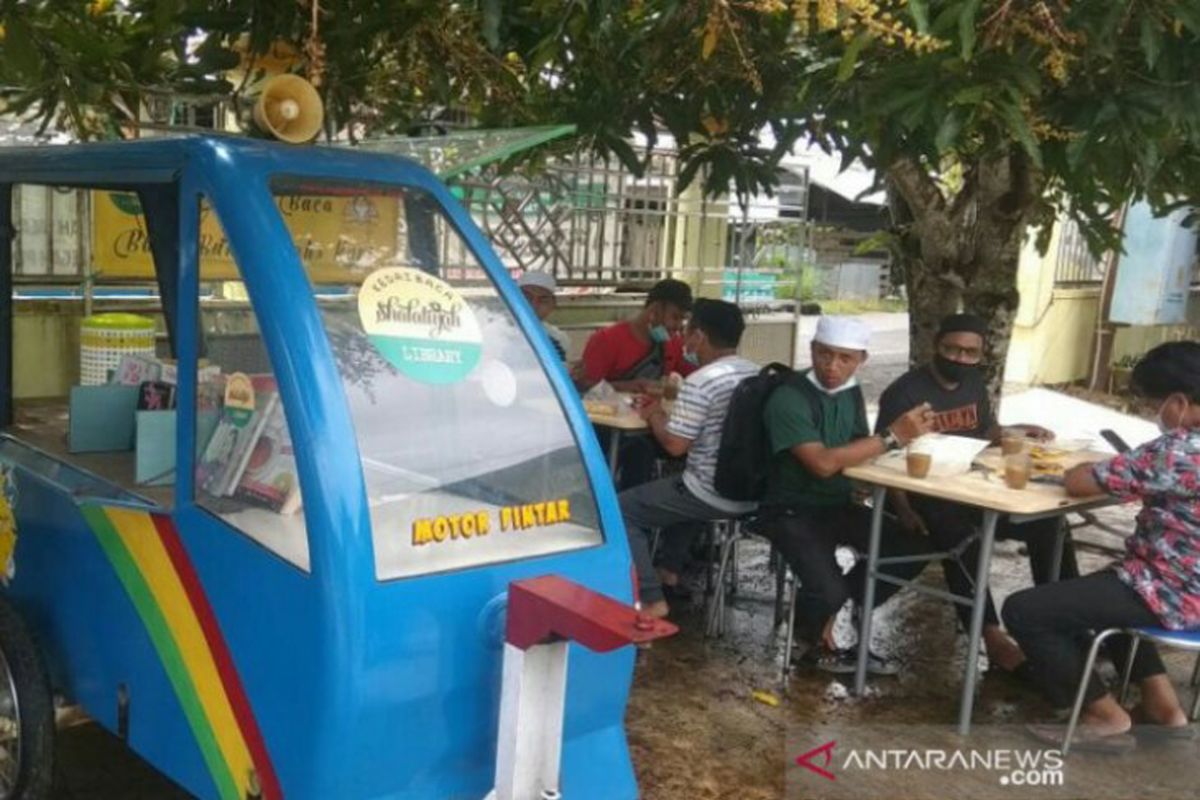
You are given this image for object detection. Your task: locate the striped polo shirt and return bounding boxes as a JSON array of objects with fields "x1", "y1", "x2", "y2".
[{"x1": 666, "y1": 354, "x2": 759, "y2": 514}]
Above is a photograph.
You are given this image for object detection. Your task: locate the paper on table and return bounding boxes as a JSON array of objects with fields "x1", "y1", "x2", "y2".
[{"x1": 904, "y1": 433, "x2": 991, "y2": 477}]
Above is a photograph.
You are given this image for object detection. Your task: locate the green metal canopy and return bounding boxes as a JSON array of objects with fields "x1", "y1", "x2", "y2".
[{"x1": 341, "y1": 124, "x2": 577, "y2": 179}]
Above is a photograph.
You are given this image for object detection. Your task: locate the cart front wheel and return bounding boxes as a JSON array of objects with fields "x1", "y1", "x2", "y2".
[{"x1": 0, "y1": 596, "x2": 53, "y2": 800}]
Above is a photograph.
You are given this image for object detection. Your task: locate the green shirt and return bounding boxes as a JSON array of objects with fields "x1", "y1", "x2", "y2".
[{"x1": 762, "y1": 374, "x2": 869, "y2": 508}]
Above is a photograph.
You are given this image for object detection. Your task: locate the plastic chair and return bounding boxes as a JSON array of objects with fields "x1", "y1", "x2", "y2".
[{"x1": 1062, "y1": 626, "x2": 1200, "y2": 755}]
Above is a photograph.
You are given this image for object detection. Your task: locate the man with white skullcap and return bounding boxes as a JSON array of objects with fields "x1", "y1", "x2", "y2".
[
  {"x1": 760, "y1": 316, "x2": 937, "y2": 675},
  {"x1": 517, "y1": 271, "x2": 571, "y2": 361}
]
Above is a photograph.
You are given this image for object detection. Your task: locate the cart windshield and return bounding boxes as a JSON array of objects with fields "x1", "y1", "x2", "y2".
[{"x1": 270, "y1": 176, "x2": 602, "y2": 579}]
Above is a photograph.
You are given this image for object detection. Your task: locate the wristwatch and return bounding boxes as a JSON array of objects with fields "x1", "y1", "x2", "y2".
[{"x1": 880, "y1": 430, "x2": 902, "y2": 451}]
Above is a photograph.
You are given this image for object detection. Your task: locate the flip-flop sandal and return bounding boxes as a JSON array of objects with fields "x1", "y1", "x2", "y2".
[
  {"x1": 1026, "y1": 723, "x2": 1137, "y2": 754},
  {"x1": 1132, "y1": 724, "x2": 1197, "y2": 742},
  {"x1": 1128, "y1": 706, "x2": 1198, "y2": 741}
]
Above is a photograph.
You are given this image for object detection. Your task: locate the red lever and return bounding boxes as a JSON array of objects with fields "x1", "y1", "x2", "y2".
[{"x1": 506, "y1": 575, "x2": 678, "y2": 651}]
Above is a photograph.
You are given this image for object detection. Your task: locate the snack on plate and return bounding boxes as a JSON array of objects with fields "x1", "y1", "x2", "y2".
[
  {"x1": 1029, "y1": 446, "x2": 1067, "y2": 477},
  {"x1": 583, "y1": 399, "x2": 619, "y2": 417}
]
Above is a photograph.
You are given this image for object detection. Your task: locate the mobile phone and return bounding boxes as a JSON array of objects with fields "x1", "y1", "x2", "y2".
[{"x1": 1100, "y1": 429, "x2": 1131, "y2": 454}]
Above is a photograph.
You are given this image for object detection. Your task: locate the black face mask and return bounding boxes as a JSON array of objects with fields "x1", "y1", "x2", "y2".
[{"x1": 934, "y1": 354, "x2": 978, "y2": 383}]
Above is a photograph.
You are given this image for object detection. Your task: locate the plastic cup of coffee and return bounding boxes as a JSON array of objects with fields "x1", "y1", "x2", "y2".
[
  {"x1": 1004, "y1": 454, "x2": 1032, "y2": 490},
  {"x1": 906, "y1": 449, "x2": 932, "y2": 479},
  {"x1": 662, "y1": 377, "x2": 680, "y2": 402}
]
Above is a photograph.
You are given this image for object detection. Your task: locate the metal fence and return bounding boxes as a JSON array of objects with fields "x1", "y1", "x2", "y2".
[
  {"x1": 451, "y1": 148, "x2": 810, "y2": 303},
  {"x1": 1052, "y1": 217, "x2": 1106, "y2": 285}
]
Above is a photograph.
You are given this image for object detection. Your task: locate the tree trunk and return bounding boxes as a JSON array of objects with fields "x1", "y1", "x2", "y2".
[{"x1": 886, "y1": 149, "x2": 1042, "y2": 407}]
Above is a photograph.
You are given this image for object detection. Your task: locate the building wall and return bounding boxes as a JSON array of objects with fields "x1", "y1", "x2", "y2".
[{"x1": 1005, "y1": 223, "x2": 1200, "y2": 386}]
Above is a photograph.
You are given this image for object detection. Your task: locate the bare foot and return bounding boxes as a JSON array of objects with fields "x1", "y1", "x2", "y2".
[
  {"x1": 640, "y1": 599, "x2": 670, "y2": 619},
  {"x1": 1080, "y1": 695, "x2": 1133, "y2": 737},
  {"x1": 1135, "y1": 675, "x2": 1189, "y2": 727},
  {"x1": 984, "y1": 627, "x2": 1026, "y2": 672}
]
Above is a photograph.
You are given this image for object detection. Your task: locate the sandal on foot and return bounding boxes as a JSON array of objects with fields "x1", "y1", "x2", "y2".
[{"x1": 1026, "y1": 723, "x2": 1137, "y2": 754}]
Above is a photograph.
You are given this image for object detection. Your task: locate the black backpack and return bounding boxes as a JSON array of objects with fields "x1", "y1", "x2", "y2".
[{"x1": 713, "y1": 363, "x2": 866, "y2": 502}]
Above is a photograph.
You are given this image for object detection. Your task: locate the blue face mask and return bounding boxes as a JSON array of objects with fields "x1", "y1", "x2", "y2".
[
  {"x1": 683, "y1": 349, "x2": 700, "y2": 366},
  {"x1": 649, "y1": 324, "x2": 670, "y2": 344}
]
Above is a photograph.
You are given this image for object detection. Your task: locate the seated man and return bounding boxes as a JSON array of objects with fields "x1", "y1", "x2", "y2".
[
  {"x1": 573, "y1": 278, "x2": 695, "y2": 394},
  {"x1": 576, "y1": 278, "x2": 695, "y2": 489},
  {"x1": 517, "y1": 271, "x2": 571, "y2": 361},
  {"x1": 874, "y1": 313, "x2": 1080, "y2": 673},
  {"x1": 619, "y1": 299, "x2": 759, "y2": 618},
  {"x1": 1004, "y1": 341, "x2": 1200, "y2": 749},
  {"x1": 762, "y1": 316, "x2": 936, "y2": 674}
]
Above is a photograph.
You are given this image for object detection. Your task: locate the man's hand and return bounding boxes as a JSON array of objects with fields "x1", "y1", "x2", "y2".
[
  {"x1": 637, "y1": 398, "x2": 664, "y2": 422},
  {"x1": 1006, "y1": 424, "x2": 1055, "y2": 443},
  {"x1": 889, "y1": 403, "x2": 935, "y2": 445}
]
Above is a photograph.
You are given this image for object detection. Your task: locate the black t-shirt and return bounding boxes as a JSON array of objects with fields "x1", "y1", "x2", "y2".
[{"x1": 875, "y1": 365, "x2": 994, "y2": 440}]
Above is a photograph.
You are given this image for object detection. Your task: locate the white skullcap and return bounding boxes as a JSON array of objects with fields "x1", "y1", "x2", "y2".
[
  {"x1": 814, "y1": 316, "x2": 871, "y2": 351},
  {"x1": 518, "y1": 271, "x2": 557, "y2": 293}
]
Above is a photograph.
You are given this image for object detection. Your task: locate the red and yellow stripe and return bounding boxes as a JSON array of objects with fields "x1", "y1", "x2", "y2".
[{"x1": 82, "y1": 505, "x2": 282, "y2": 800}]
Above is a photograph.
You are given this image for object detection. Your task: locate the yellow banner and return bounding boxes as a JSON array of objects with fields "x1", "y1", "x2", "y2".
[{"x1": 91, "y1": 190, "x2": 399, "y2": 283}]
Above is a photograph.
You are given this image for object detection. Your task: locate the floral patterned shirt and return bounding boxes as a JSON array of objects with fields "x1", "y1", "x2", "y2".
[{"x1": 1092, "y1": 428, "x2": 1200, "y2": 630}]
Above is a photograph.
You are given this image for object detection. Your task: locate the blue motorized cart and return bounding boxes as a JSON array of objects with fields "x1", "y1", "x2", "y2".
[{"x1": 0, "y1": 136, "x2": 664, "y2": 799}]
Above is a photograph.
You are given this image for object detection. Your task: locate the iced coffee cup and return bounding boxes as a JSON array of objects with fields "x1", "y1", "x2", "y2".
[
  {"x1": 1004, "y1": 454, "x2": 1032, "y2": 490},
  {"x1": 1001, "y1": 435, "x2": 1026, "y2": 456},
  {"x1": 906, "y1": 449, "x2": 932, "y2": 479}
]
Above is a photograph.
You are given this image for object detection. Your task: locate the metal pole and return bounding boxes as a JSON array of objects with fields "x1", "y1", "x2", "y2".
[
  {"x1": 958, "y1": 511, "x2": 1000, "y2": 735},
  {"x1": 854, "y1": 485, "x2": 888, "y2": 695}
]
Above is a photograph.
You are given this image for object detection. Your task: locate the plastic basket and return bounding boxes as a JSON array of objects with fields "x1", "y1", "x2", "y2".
[{"x1": 80, "y1": 313, "x2": 157, "y2": 385}]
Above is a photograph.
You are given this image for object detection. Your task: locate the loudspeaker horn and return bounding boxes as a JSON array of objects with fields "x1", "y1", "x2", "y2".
[{"x1": 252, "y1": 74, "x2": 323, "y2": 143}]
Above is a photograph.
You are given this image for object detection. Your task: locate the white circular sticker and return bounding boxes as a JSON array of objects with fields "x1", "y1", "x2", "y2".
[{"x1": 358, "y1": 267, "x2": 483, "y2": 384}]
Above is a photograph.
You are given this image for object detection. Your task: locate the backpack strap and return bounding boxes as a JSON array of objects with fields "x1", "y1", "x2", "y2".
[
  {"x1": 785, "y1": 368, "x2": 826, "y2": 433},
  {"x1": 614, "y1": 340, "x2": 665, "y2": 382}
]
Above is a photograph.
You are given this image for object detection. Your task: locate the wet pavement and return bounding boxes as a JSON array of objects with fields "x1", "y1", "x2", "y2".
[{"x1": 625, "y1": 501, "x2": 1200, "y2": 800}]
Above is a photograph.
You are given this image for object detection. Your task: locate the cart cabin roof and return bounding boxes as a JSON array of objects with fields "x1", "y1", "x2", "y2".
[{"x1": 0, "y1": 135, "x2": 429, "y2": 189}]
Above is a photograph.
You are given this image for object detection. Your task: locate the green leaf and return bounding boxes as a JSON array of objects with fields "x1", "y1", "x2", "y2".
[
  {"x1": 950, "y1": 85, "x2": 986, "y2": 106},
  {"x1": 998, "y1": 101, "x2": 1043, "y2": 168},
  {"x1": 935, "y1": 109, "x2": 963, "y2": 152},
  {"x1": 958, "y1": 0, "x2": 981, "y2": 61},
  {"x1": 3, "y1": 16, "x2": 42, "y2": 79},
  {"x1": 483, "y1": 0, "x2": 502, "y2": 49},
  {"x1": 1138, "y1": 15, "x2": 1162, "y2": 70},
  {"x1": 909, "y1": 0, "x2": 930, "y2": 34},
  {"x1": 836, "y1": 32, "x2": 870, "y2": 83}
]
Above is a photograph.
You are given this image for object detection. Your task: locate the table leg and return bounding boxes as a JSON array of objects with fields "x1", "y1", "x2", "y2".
[
  {"x1": 607, "y1": 430, "x2": 621, "y2": 479},
  {"x1": 1050, "y1": 519, "x2": 1066, "y2": 582},
  {"x1": 958, "y1": 510, "x2": 1000, "y2": 735},
  {"x1": 854, "y1": 485, "x2": 888, "y2": 696}
]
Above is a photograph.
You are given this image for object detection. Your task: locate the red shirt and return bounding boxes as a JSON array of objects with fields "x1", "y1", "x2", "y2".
[{"x1": 580, "y1": 321, "x2": 694, "y2": 385}]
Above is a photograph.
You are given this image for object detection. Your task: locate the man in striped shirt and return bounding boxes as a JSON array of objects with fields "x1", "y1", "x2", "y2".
[{"x1": 619, "y1": 299, "x2": 759, "y2": 618}]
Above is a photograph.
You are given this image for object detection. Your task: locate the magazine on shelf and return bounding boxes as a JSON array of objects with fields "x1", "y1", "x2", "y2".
[
  {"x1": 111, "y1": 354, "x2": 162, "y2": 386},
  {"x1": 197, "y1": 374, "x2": 278, "y2": 497},
  {"x1": 233, "y1": 396, "x2": 303, "y2": 514}
]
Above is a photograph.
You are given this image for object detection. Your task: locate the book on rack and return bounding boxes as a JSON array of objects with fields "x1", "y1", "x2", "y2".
[
  {"x1": 197, "y1": 374, "x2": 278, "y2": 498},
  {"x1": 232, "y1": 396, "x2": 303, "y2": 515}
]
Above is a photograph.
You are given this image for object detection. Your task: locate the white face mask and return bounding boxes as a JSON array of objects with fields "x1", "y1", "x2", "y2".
[{"x1": 806, "y1": 369, "x2": 858, "y2": 396}]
